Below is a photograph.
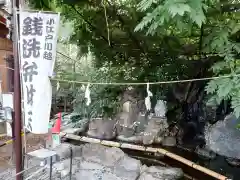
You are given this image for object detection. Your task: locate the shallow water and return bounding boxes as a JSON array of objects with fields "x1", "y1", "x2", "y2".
[{"x1": 162, "y1": 145, "x2": 239, "y2": 180}]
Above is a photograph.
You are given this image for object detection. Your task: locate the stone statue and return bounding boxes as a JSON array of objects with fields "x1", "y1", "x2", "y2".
[
  {"x1": 116, "y1": 87, "x2": 142, "y2": 137},
  {"x1": 154, "y1": 100, "x2": 167, "y2": 117}
]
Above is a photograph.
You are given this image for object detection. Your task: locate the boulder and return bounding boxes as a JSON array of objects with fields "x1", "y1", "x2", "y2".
[
  {"x1": 225, "y1": 158, "x2": 240, "y2": 167},
  {"x1": 75, "y1": 143, "x2": 142, "y2": 180},
  {"x1": 142, "y1": 117, "x2": 168, "y2": 145},
  {"x1": 116, "y1": 113, "x2": 147, "y2": 143},
  {"x1": 205, "y1": 113, "x2": 240, "y2": 159},
  {"x1": 168, "y1": 124, "x2": 180, "y2": 137},
  {"x1": 113, "y1": 155, "x2": 142, "y2": 180},
  {"x1": 116, "y1": 103, "x2": 140, "y2": 137},
  {"x1": 53, "y1": 158, "x2": 79, "y2": 178},
  {"x1": 176, "y1": 128, "x2": 184, "y2": 145},
  {"x1": 1, "y1": 143, "x2": 184, "y2": 180},
  {"x1": 86, "y1": 118, "x2": 117, "y2": 140},
  {"x1": 51, "y1": 143, "x2": 83, "y2": 160},
  {"x1": 138, "y1": 166, "x2": 183, "y2": 180},
  {"x1": 81, "y1": 143, "x2": 125, "y2": 166},
  {"x1": 194, "y1": 146, "x2": 216, "y2": 160},
  {"x1": 75, "y1": 161, "x2": 116, "y2": 180},
  {"x1": 75, "y1": 159, "x2": 141, "y2": 180}
]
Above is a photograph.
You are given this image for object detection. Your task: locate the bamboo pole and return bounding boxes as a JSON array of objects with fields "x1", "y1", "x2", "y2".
[{"x1": 59, "y1": 133, "x2": 229, "y2": 180}]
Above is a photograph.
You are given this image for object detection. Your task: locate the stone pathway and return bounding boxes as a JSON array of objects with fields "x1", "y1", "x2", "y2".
[
  {"x1": 1, "y1": 143, "x2": 183, "y2": 180},
  {"x1": 0, "y1": 142, "x2": 184, "y2": 180}
]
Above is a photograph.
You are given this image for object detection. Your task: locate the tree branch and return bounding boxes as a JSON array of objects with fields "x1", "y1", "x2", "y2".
[
  {"x1": 106, "y1": 0, "x2": 150, "y2": 65},
  {"x1": 70, "y1": 5, "x2": 113, "y2": 47}
]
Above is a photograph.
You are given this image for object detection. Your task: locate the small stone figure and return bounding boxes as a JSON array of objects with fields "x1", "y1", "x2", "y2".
[{"x1": 154, "y1": 100, "x2": 167, "y2": 118}]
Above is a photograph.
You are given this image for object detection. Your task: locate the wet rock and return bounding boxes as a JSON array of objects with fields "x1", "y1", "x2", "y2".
[
  {"x1": 205, "y1": 113, "x2": 240, "y2": 158},
  {"x1": 75, "y1": 161, "x2": 115, "y2": 180},
  {"x1": 75, "y1": 143, "x2": 142, "y2": 180},
  {"x1": 225, "y1": 158, "x2": 240, "y2": 167},
  {"x1": 142, "y1": 117, "x2": 168, "y2": 145},
  {"x1": 176, "y1": 128, "x2": 184, "y2": 145},
  {"x1": 1, "y1": 143, "x2": 184, "y2": 180},
  {"x1": 192, "y1": 134, "x2": 206, "y2": 147},
  {"x1": 86, "y1": 118, "x2": 117, "y2": 140},
  {"x1": 75, "y1": 159, "x2": 140, "y2": 180},
  {"x1": 81, "y1": 143, "x2": 125, "y2": 166},
  {"x1": 194, "y1": 146, "x2": 216, "y2": 160},
  {"x1": 138, "y1": 166, "x2": 183, "y2": 180},
  {"x1": 140, "y1": 164, "x2": 148, "y2": 173},
  {"x1": 53, "y1": 158, "x2": 79, "y2": 178},
  {"x1": 205, "y1": 106, "x2": 217, "y2": 124},
  {"x1": 134, "y1": 113, "x2": 148, "y2": 134},
  {"x1": 81, "y1": 143, "x2": 142, "y2": 170},
  {"x1": 168, "y1": 124, "x2": 180, "y2": 137},
  {"x1": 116, "y1": 104, "x2": 140, "y2": 137},
  {"x1": 116, "y1": 113, "x2": 169, "y2": 145},
  {"x1": 161, "y1": 137, "x2": 177, "y2": 147},
  {"x1": 114, "y1": 155, "x2": 142, "y2": 179},
  {"x1": 51, "y1": 143, "x2": 83, "y2": 159},
  {"x1": 116, "y1": 113, "x2": 147, "y2": 143}
]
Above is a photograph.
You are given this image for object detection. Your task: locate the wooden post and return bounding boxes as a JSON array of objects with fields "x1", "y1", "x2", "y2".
[{"x1": 12, "y1": 0, "x2": 23, "y2": 179}]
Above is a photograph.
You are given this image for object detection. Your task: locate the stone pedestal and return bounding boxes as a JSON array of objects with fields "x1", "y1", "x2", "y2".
[{"x1": 27, "y1": 148, "x2": 58, "y2": 167}]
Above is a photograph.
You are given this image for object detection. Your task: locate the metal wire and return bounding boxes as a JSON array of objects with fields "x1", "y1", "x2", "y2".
[
  {"x1": 5, "y1": 164, "x2": 40, "y2": 180},
  {"x1": 24, "y1": 166, "x2": 48, "y2": 180}
]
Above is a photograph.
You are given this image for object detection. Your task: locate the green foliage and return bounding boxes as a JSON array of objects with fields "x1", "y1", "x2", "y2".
[
  {"x1": 134, "y1": 0, "x2": 240, "y2": 117},
  {"x1": 135, "y1": 0, "x2": 207, "y2": 35},
  {"x1": 56, "y1": 54, "x2": 138, "y2": 117},
  {"x1": 28, "y1": 0, "x2": 240, "y2": 119}
]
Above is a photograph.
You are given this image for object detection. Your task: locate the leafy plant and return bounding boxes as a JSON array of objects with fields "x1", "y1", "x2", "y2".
[
  {"x1": 134, "y1": 0, "x2": 240, "y2": 117},
  {"x1": 28, "y1": 0, "x2": 240, "y2": 119}
]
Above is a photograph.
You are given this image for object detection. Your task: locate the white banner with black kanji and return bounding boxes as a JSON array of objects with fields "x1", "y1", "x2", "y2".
[{"x1": 19, "y1": 10, "x2": 60, "y2": 134}]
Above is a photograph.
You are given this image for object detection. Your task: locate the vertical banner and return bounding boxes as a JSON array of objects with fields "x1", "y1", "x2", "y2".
[{"x1": 19, "y1": 11, "x2": 60, "y2": 134}]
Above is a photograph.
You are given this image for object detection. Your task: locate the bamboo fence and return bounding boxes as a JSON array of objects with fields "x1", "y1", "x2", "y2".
[{"x1": 59, "y1": 132, "x2": 230, "y2": 180}]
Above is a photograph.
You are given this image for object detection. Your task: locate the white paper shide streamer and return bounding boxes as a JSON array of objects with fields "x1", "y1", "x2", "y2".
[
  {"x1": 145, "y1": 83, "x2": 153, "y2": 111},
  {"x1": 56, "y1": 81, "x2": 60, "y2": 91},
  {"x1": 85, "y1": 83, "x2": 91, "y2": 106}
]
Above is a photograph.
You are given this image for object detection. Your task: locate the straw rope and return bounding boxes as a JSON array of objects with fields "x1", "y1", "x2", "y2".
[
  {"x1": 51, "y1": 74, "x2": 240, "y2": 85},
  {"x1": 1, "y1": 49, "x2": 239, "y2": 85},
  {"x1": 59, "y1": 132, "x2": 228, "y2": 180}
]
